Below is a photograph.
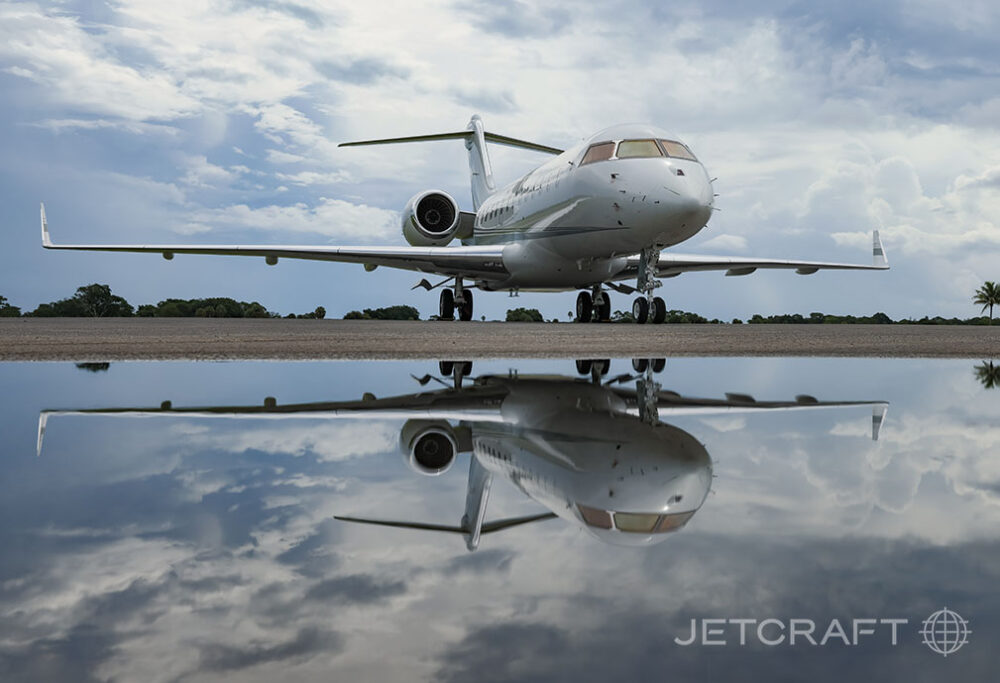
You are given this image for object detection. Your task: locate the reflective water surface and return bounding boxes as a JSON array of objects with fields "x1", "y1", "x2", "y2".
[{"x1": 1, "y1": 358, "x2": 998, "y2": 681}]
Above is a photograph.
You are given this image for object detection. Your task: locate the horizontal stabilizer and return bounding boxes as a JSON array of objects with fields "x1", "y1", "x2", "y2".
[
  {"x1": 334, "y1": 512, "x2": 556, "y2": 536},
  {"x1": 339, "y1": 129, "x2": 563, "y2": 155},
  {"x1": 338, "y1": 131, "x2": 471, "y2": 147}
]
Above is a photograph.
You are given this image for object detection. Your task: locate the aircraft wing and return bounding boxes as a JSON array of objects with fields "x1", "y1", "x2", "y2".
[
  {"x1": 616, "y1": 230, "x2": 888, "y2": 281},
  {"x1": 39, "y1": 204, "x2": 508, "y2": 282},
  {"x1": 36, "y1": 384, "x2": 512, "y2": 456},
  {"x1": 610, "y1": 388, "x2": 889, "y2": 440}
]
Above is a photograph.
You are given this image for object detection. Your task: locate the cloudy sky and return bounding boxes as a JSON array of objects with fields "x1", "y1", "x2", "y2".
[
  {"x1": 2, "y1": 0, "x2": 999, "y2": 319},
  {"x1": 2, "y1": 358, "x2": 998, "y2": 680}
]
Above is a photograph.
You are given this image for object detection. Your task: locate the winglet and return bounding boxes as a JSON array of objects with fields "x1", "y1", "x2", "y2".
[
  {"x1": 37, "y1": 412, "x2": 49, "y2": 457},
  {"x1": 873, "y1": 230, "x2": 888, "y2": 268},
  {"x1": 40, "y1": 202, "x2": 52, "y2": 247},
  {"x1": 872, "y1": 404, "x2": 888, "y2": 441}
]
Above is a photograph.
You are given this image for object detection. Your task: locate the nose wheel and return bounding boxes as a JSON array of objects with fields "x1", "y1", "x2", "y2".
[
  {"x1": 634, "y1": 245, "x2": 668, "y2": 324},
  {"x1": 439, "y1": 279, "x2": 474, "y2": 321}
]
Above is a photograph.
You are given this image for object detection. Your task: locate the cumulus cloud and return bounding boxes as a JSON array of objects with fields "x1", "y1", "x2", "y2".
[
  {"x1": 185, "y1": 198, "x2": 399, "y2": 240},
  {"x1": 5, "y1": 0, "x2": 1000, "y2": 317},
  {"x1": 698, "y1": 234, "x2": 749, "y2": 253},
  {"x1": 182, "y1": 420, "x2": 400, "y2": 461}
]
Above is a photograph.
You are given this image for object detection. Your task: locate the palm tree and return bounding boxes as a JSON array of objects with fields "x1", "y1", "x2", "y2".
[
  {"x1": 973, "y1": 281, "x2": 1000, "y2": 324},
  {"x1": 973, "y1": 361, "x2": 1000, "y2": 389}
]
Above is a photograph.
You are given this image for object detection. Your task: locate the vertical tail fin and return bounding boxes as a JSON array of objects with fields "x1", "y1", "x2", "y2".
[
  {"x1": 461, "y1": 455, "x2": 494, "y2": 551},
  {"x1": 465, "y1": 116, "x2": 495, "y2": 211},
  {"x1": 338, "y1": 116, "x2": 563, "y2": 211}
]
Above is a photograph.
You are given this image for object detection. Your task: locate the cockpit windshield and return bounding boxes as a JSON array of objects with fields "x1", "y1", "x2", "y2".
[
  {"x1": 659, "y1": 139, "x2": 697, "y2": 161},
  {"x1": 616, "y1": 139, "x2": 663, "y2": 159},
  {"x1": 580, "y1": 138, "x2": 698, "y2": 165},
  {"x1": 577, "y1": 504, "x2": 696, "y2": 534},
  {"x1": 580, "y1": 141, "x2": 616, "y2": 166}
]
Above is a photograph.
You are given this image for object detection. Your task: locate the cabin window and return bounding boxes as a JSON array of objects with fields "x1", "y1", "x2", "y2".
[
  {"x1": 616, "y1": 139, "x2": 663, "y2": 159},
  {"x1": 659, "y1": 139, "x2": 697, "y2": 161},
  {"x1": 580, "y1": 141, "x2": 616, "y2": 165}
]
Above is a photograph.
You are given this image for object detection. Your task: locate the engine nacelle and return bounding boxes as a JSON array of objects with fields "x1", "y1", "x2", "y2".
[
  {"x1": 399, "y1": 419, "x2": 458, "y2": 476},
  {"x1": 402, "y1": 190, "x2": 468, "y2": 246}
]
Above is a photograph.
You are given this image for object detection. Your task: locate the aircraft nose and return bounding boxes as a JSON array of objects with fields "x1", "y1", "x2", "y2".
[{"x1": 668, "y1": 168, "x2": 713, "y2": 219}]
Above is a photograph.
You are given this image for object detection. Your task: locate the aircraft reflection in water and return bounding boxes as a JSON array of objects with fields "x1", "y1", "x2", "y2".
[{"x1": 38, "y1": 361, "x2": 887, "y2": 551}]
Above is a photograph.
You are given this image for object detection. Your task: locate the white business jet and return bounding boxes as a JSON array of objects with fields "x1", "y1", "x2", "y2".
[
  {"x1": 36, "y1": 360, "x2": 888, "y2": 550},
  {"x1": 40, "y1": 116, "x2": 888, "y2": 323}
]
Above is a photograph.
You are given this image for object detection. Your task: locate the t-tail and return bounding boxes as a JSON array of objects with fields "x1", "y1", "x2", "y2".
[
  {"x1": 338, "y1": 115, "x2": 563, "y2": 211},
  {"x1": 334, "y1": 455, "x2": 555, "y2": 552}
]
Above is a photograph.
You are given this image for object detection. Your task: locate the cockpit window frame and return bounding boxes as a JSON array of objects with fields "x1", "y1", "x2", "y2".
[
  {"x1": 615, "y1": 139, "x2": 664, "y2": 160},
  {"x1": 579, "y1": 141, "x2": 617, "y2": 166},
  {"x1": 577, "y1": 503, "x2": 613, "y2": 529},
  {"x1": 658, "y1": 139, "x2": 698, "y2": 161}
]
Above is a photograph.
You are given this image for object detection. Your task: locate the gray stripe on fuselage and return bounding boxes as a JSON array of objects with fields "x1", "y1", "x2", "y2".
[{"x1": 474, "y1": 225, "x2": 629, "y2": 245}]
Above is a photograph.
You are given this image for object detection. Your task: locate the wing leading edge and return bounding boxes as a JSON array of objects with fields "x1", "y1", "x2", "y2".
[
  {"x1": 39, "y1": 204, "x2": 507, "y2": 281},
  {"x1": 618, "y1": 230, "x2": 889, "y2": 280}
]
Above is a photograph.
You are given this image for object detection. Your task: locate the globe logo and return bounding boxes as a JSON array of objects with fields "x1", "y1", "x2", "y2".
[{"x1": 920, "y1": 607, "x2": 970, "y2": 657}]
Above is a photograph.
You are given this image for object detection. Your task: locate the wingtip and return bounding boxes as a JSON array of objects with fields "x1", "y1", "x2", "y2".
[
  {"x1": 37, "y1": 413, "x2": 48, "y2": 457},
  {"x1": 872, "y1": 403, "x2": 888, "y2": 441},
  {"x1": 873, "y1": 229, "x2": 888, "y2": 268},
  {"x1": 40, "y1": 202, "x2": 52, "y2": 247}
]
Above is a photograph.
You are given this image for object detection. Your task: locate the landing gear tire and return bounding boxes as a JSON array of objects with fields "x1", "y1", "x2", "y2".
[
  {"x1": 632, "y1": 297, "x2": 649, "y2": 324},
  {"x1": 652, "y1": 297, "x2": 667, "y2": 324},
  {"x1": 595, "y1": 296, "x2": 611, "y2": 322},
  {"x1": 632, "y1": 358, "x2": 649, "y2": 372},
  {"x1": 458, "y1": 290, "x2": 474, "y2": 321},
  {"x1": 575, "y1": 359, "x2": 593, "y2": 374},
  {"x1": 576, "y1": 291, "x2": 593, "y2": 323},
  {"x1": 439, "y1": 289, "x2": 454, "y2": 320},
  {"x1": 651, "y1": 358, "x2": 666, "y2": 373},
  {"x1": 456, "y1": 361, "x2": 473, "y2": 377},
  {"x1": 594, "y1": 359, "x2": 611, "y2": 376},
  {"x1": 439, "y1": 361, "x2": 454, "y2": 375}
]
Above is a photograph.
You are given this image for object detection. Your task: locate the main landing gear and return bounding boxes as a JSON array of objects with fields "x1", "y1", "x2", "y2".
[
  {"x1": 438, "y1": 279, "x2": 474, "y2": 321},
  {"x1": 575, "y1": 285, "x2": 611, "y2": 323},
  {"x1": 632, "y1": 244, "x2": 667, "y2": 324}
]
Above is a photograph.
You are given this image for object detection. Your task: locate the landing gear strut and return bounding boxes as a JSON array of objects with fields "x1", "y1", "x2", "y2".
[
  {"x1": 575, "y1": 285, "x2": 611, "y2": 323},
  {"x1": 439, "y1": 278, "x2": 474, "y2": 321},
  {"x1": 633, "y1": 245, "x2": 667, "y2": 324}
]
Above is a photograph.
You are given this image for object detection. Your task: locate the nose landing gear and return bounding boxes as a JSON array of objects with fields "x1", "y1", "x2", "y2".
[
  {"x1": 438, "y1": 278, "x2": 475, "y2": 321},
  {"x1": 633, "y1": 245, "x2": 668, "y2": 324}
]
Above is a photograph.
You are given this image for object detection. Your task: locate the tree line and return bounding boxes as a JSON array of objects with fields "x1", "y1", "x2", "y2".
[
  {"x1": 3, "y1": 281, "x2": 999, "y2": 323},
  {"x1": 0, "y1": 284, "x2": 324, "y2": 319}
]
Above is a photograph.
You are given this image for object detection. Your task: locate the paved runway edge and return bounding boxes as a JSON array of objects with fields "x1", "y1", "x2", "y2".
[{"x1": 1, "y1": 319, "x2": 998, "y2": 360}]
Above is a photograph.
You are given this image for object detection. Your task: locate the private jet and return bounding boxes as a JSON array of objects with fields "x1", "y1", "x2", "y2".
[
  {"x1": 37, "y1": 360, "x2": 888, "y2": 550},
  {"x1": 39, "y1": 116, "x2": 889, "y2": 322}
]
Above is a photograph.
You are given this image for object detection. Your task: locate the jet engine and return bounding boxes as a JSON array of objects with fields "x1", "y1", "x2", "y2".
[
  {"x1": 401, "y1": 190, "x2": 469, "y2": 246},
  {"x1": 399, "y1": 419, "x2": 457, "y2": 475}
]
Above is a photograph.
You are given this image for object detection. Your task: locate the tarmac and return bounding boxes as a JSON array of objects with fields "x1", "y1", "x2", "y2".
[{"x1": 1, "y1": 318, "x2": 998, "y2": 360}]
